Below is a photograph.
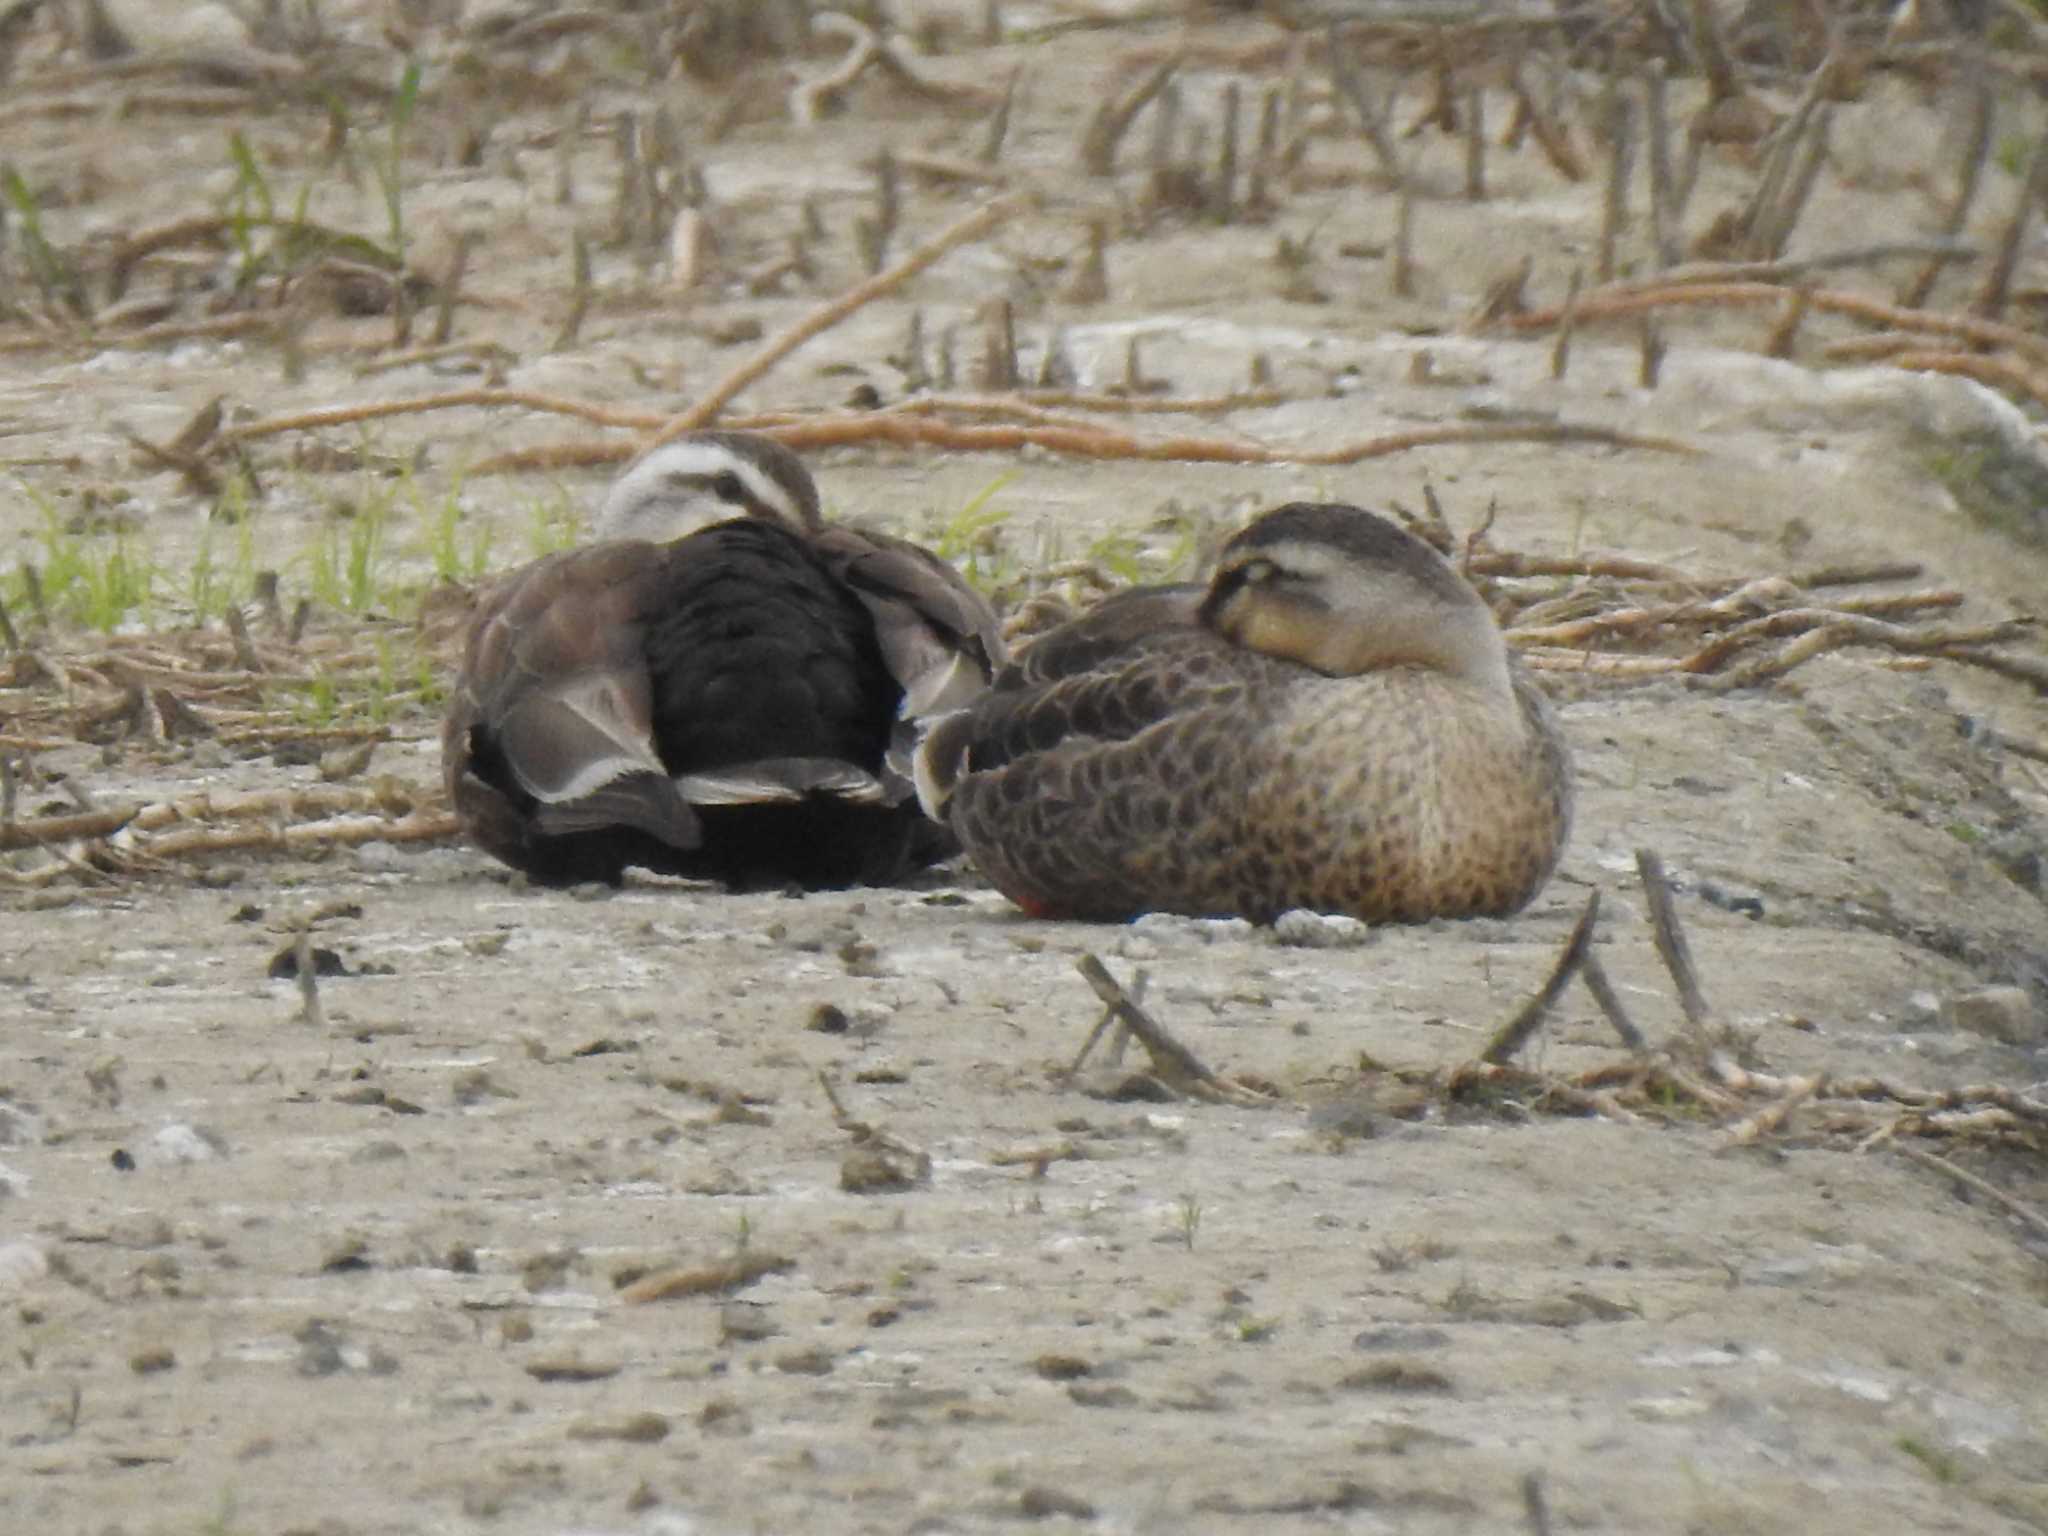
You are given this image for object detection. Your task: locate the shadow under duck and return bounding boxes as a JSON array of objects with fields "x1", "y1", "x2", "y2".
[
  {"x1": 444, "y1": 431, "x2": 1004, "y2": 888},
  {"x1": 917, "y1": 501, "x2": 1572, "y2": 924}
]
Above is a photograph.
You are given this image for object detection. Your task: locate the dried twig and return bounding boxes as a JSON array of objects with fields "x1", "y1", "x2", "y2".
[
  {"x1": 1972, "y1": 126, "x2": 2048, "y2": 321},
  {"x1": 1892, "y1": 1144, "x2": 2048, "y2": 1241},
  {"x1": 1720, "y1": 1074, "x2": 1821, "y2": 1147},
  {"x1": 217, "y1": 387, "x2": 662, "y2": 451},
  {"x1": 1635, "y1": 849, "x2": 1708, "y2": 1029},
  {"x1": 651, "y1": 193, "x2": 1029, "y2": 442},
  {"x1": 1326, "y1": 25, "x2": 1403, "y2": 185},
  {"x1": 1512, "y1": 278, "x2": 2048, "y2": 359},
  {"x1": 1478, "y1": 891, "x2": 1600, "y2": 1066},
  {"x1": 1079, "y1": 54, "x2": 1181, "y2": 176},
  {"x1": 477, "y1": 412, "x2": 1694, "y2": 479},
  {"x1": 1900, "y1": 77, "x2": 1992, "y2": 308},
  {"x1": 1072, "y1": 953, "x2": 1270, "y2": 1107},
  {"x1": 1579, "y1": 948, "x2": 1648, "y2": 1054}
]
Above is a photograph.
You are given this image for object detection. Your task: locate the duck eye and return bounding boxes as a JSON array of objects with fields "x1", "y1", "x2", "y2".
[
  {"x1": 712, "y1": 471, "x2": 745, "y2": 502},
  {"x1": 1241, "y1": 558, "x2": 1279, "y2": 585}
]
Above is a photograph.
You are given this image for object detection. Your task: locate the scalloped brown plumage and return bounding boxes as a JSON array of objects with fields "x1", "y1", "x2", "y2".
[{"x1": 917, "y1": 502, "x2": 1572, "y2": 924}]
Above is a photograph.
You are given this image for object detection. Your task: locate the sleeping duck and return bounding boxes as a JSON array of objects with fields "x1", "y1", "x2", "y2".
[
  {"x1": 443, "y1": 431, "x2": 1005, "y2": 888},
  {"x1": 916, "y1": 501, "x2": 1571, "y2": 924}
]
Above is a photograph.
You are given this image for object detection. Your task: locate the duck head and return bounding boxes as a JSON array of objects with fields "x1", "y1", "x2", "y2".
[
  {"x1": 595, "y1": 431, "x2": 822, "y2": 543},
  {"x1": 1199, "y1": 502, "x2": 1514, "y2": 697}
]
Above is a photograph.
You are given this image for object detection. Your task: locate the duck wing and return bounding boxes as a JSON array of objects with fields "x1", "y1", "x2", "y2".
[
  {"x1": 998, "y1": 583, "x2": 1206, "y2": 689},
  {"x1": 914, "y1": 626, "x2": 1245, "y2": 817},
  {"x1": 443, "y1": 544, "x2": 702, "y2": 863},
  {"x1": 811, "y1": 526, "x2": 1006, "y2": 721}
]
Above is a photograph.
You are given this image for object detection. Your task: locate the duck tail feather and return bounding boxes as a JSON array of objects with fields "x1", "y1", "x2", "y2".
[{"x1": 532, "y1": 770, "x2": 702, "y2": 850}]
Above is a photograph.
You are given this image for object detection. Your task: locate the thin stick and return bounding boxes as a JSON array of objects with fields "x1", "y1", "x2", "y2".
[
  {"x1": 1464, "y1": 86, "x2": 1486, "y2": 201},
  {"x1": 551, "y1": 231, "x2": 592, "y2": 353},
  {"x1": 1551, "y1": 266, "x2": 1581, "y2": 379},
  {"x1": 1326, "y1": 23, "x2": 1404, "y2": 185},
  {"x1": 475, "y1": 413, "x2": 1696, "y2": 478},
  {"x1": 1079, "y1": 54, "x2": 1182, "y2": 176},
  {"x1": 1755, "y1": 106, "x2": 1832, "y2": 260},
  {"x1": 1971, "y1": 127, "x2": 2048, "y2": 321},
  {"x1": 222, "y1": 605, "x2": 265, "y2": 674},
  {"x1": 1900, "y1": 77, "x2": 1992, "y2": 308},
  {"x1": 1721, "y1": 1074, "x2": 1822, "y2": 1146},
  {"x1": 1598, "y1": 88, "x2": 1632, "y2": 284},
  {"x1": 1637, "y1": 312, "x2": 1665, "y2": 388},
  {"x1": 124, "y1": 809, "x2": 457, "y2": 863},
  {"x1": 294, "y1": 922, "x2": 324, "y2": 1027},
  {"x1": 1640, "y1": 242, "x2": 1978, "y2": 287},
  {"x1": 1761, "y1": 284, "x2": 1810, "y2": 358},
  {"x1": 1212, "y1": 80, "x2": 1239, "y2": 224},
  {"x1": 1643, "y1": 62, "x2": 1677, "y2": 267},
  {"x1": 652, "y1": 194, "x2": 1028, "y2": 443},
  {"x1": 1684, "y1": 0, "x2": 1745, "y2": 112},
  {"x1": 1579, "y1": 947, "x2": 1648, "y2": 1053},
  {"x1": 980, "y1": 65, "x2": 1021, "y2": 164},
  {"x1": 1683, "y1": 609, "x2": 2030, "y2": 673},
  {"x1": 430, "y1": 230, "x2": 474, "y2": 346},
  {"x1": 1392, "y1": 160, "x2": 1417, "y2": 297},
  {"x1": 1504, "y1": 281, "x2": 2048, "y2": 367},
  {"x1": 1893, "y1": 1145, "x2": 2048, "y2": 1241},
  {"x1": 1, "y1": 782, "x2": 434, "y2": 853},
  {"x1": 220, "y1": 386, "x2": 662, "y2": 448},
  {"x1": 1508, "y1": 58, "x2": 1582, "y2": 182},
  {"x1": 1073, "y1": 953, "x2": 1268, "y2": 1106},
  {"x1": 1635, "y1": 849, "x2": 1708, "y2": 1027},
  {"x1": 1478, "y1": 890, "x2": 1600, "y2": 1066},
  {"x1": 1070, "y1": 969, "x2": 1145, "y2": 1073}
]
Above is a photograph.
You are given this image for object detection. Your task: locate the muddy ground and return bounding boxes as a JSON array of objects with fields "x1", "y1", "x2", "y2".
[{"x1": 3, "y1": 3, "x2": 2048, "y2": 1533}]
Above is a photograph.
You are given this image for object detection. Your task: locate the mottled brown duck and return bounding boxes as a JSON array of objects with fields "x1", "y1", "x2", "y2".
[
  {"x1": 444, "y1": 432, "x2": 1005, "y2": 888},
  {"x1": 916, "y1": 501, "x2": 1572, "y2": 923}
]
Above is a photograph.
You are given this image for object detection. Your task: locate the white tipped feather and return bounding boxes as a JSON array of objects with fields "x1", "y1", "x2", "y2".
[
  {"x1": 676, "y1": 758, "x2": 890, "y2": 806},
  {"x1": 911, "y1": 713, "x2": 969, "y2": 819},
  {"x1": 897, "y1": 649, "x2": 989, "y2": 720}
]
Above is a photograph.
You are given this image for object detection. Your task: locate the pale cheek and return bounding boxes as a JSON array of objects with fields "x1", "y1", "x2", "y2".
[{"x1": 1235, "y1": 604, "x2": 1327, "y2": 668}]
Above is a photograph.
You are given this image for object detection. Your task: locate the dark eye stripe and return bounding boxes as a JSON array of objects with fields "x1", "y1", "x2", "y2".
[{"x1": 1197, "y1": 564, "x2": 1252, "y2": 628}]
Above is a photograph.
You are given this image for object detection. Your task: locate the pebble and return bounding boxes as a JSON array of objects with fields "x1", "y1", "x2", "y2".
[
  {"x1": 0, "y1": 1240, "x2": 50, "y2": 1294},
  {"x1": 0, "y1": 1100, "x2": 38, "y2": 1145},
  {"x1": 1630, "y1": 1395, "x2": 1709, "y2": 1423},
  {"x1": 1899, "y1": 991, "x2": 1942, "y2": 1029},
  {"x1": 1129, "y1": 913, "x2": 1257, "y2": 946},
  {"x1": 1271, "y1": 910, "x2": 1374, "y2": 949},
  {"x1": 130, "y1": 1345, "x2": 176, "y2": 1374},
  {"x1": 353, "y1": 842, "x2": 410, "y2": 873},
  {"x1": 565, "y1": 1413, "x2": 671, "y2": 1445},
  {"x1": 152, "y1": 1123, "x2": 229, "y2": 1164},
  {"x1": 719, "y1": 1301, "x2": 778, "y2": 1342},
  {"x1": 1352, "y1": 1325, "x2": 1452, "y2": 1353},
  {"x1": 1698, "y1": 880, "x2": 1765, "y2": 919},
  {"x1": 1985, "y1": 832, "x2": 2044, "y2": 896},
  {"x1": 1942, "y1": 986, "x2": 2042, "y2": 1046}
]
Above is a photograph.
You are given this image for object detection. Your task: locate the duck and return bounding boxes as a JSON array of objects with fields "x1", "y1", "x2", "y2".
[
  {"x1": 443, "y1": 431, "x2": 1006, "y2": 889},
  {"x1": 915, "y1": 501, "x2": 1572, "y2": 924}
]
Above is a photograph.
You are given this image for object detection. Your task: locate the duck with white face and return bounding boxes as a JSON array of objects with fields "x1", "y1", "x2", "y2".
[
  {"x1": 916, "y1": 501, "x2": 1572, "y2": 924},
  {"x1": 443, "y1": 432, "x2": 1006, "y2": 889}
]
